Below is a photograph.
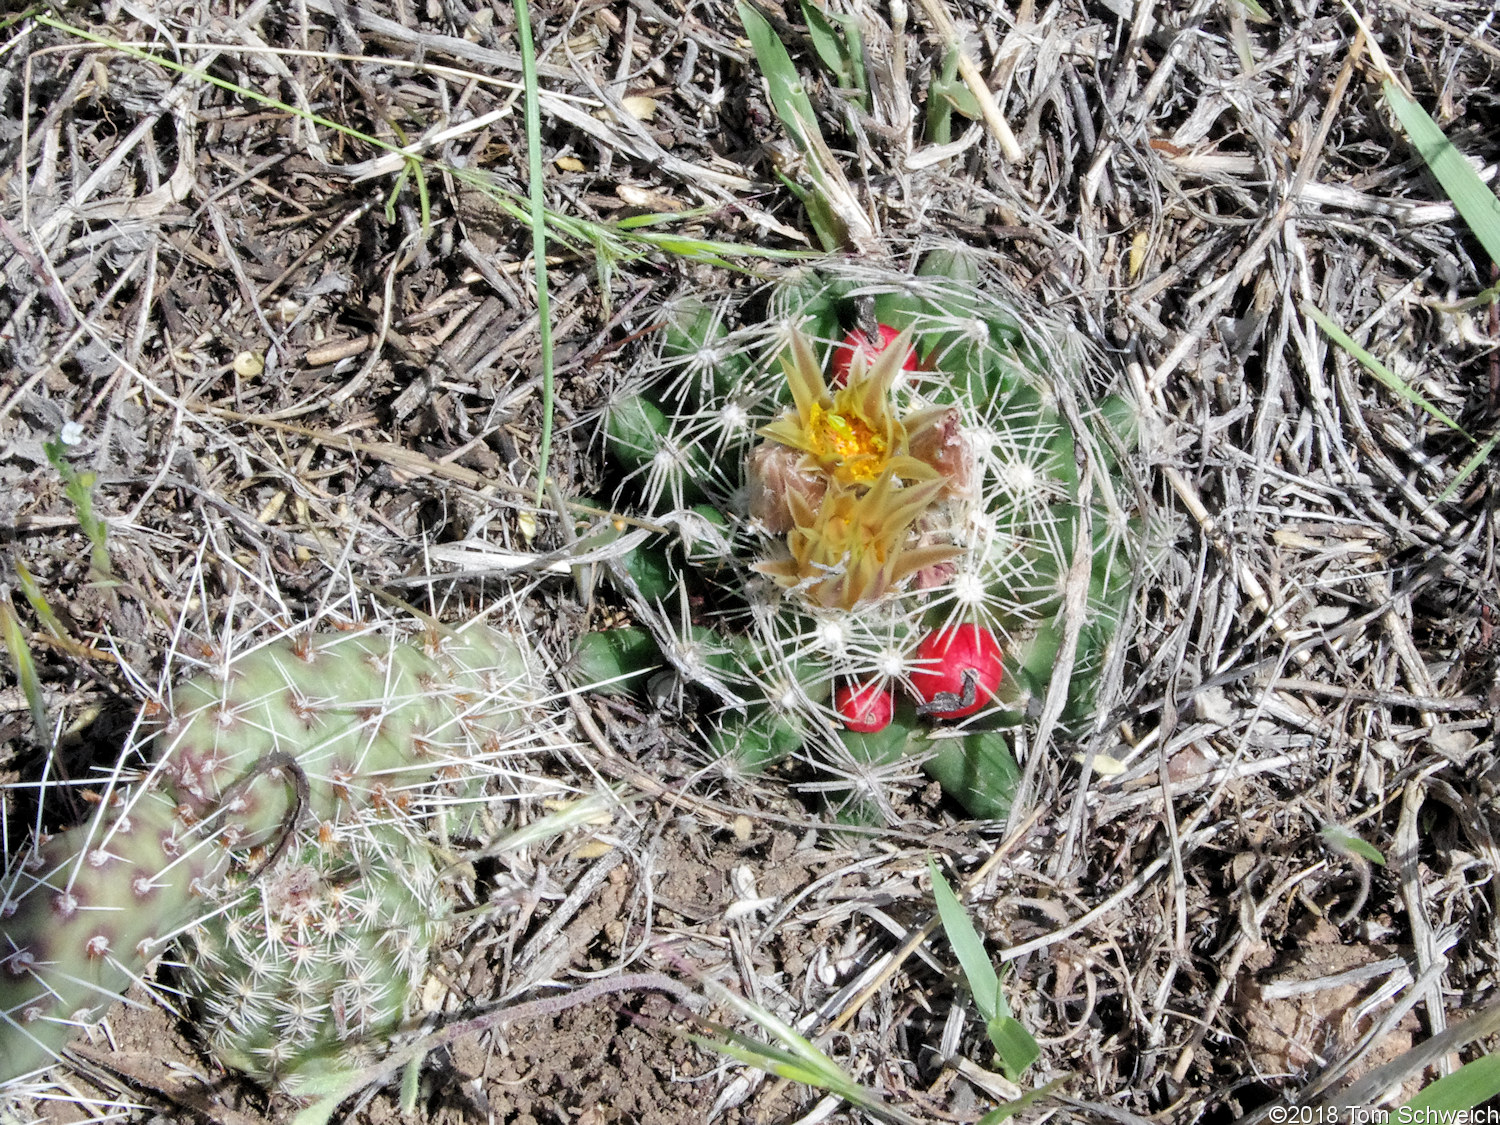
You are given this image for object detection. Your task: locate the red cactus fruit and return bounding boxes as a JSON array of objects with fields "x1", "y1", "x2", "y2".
[
  {"x1": 909, "y1": 625, "x2": 1003, "y2": 720},
  {"x1": 834, "y1": 680, "x2": 894, "y2": 733},
  {"x1": 831, "y1": 324, "x2": 918, "y2": 385}
]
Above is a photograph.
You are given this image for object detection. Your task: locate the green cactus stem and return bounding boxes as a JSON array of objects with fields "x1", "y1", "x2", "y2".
[
  {"x1": 0, "y1": 623, "x2": 536, "y2": 1086},
  {"x1": 180, "y1": 821, "x2": 453, "y2": 1086},
  {"x1": 599, "y1": 248, "x2": 1145, "y2": 820}
]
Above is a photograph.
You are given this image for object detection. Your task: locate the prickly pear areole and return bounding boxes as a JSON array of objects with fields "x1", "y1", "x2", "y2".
[{"x1": 605, "y1": 250, "x2": 1143, "y2": 821}]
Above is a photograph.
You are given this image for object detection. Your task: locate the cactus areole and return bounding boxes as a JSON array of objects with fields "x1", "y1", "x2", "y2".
[
  {"x1": 831, "y1": 323, "x2": 918, "y2": 386},
  {"x1": 834, "y1": 681, "x2": 895, "y2": 733},
  {"x1": 910, "y1": 625, "x2": 1004, "y2": 720}
]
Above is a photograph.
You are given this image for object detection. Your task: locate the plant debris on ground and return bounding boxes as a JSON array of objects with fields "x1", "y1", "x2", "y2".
[{"x1": 1, "y1": 0, "x2": 1498, "y2": 1122}]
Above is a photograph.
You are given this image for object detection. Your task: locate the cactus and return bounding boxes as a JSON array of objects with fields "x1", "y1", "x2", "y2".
[
  {"x1": 600, "y1": 248, "x2": 1142, "y2": 820},
  {"x1": 0, "y1": 622, "x2": 539, "y2": 1088},
  {"x1": 180, "y1": 822, "x2": 452, "y2": 1085}
]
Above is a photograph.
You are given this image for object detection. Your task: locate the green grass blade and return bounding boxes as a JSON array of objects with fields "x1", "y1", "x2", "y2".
[
  {"x1": 737, "y1": 1, "x2": 848, "y2": 249},
  {"x1": 737, "y1": 2, "x2": 820, "y2": 151},
  {"x1": 978, "y1": 1078, "x2": 1067, "y2": 1124},
  {"x1": 681, "y1": 968, "x2": 922, "y2": 1123},
  {"x1": 930, "y1": 860, "x2": 1039, "y2": 1080},
  {"x1": 1303, "y1": 302, "x2": 1471, "y2": 438},
  {"x1": 512, "y1": 0, "x2": 555, "y2": 506},
  {"x1": 799, "y1": 0, "x2": 867, "y2": 103},
  {"x1": 986, "y1": 1016, "x2": 1041, "y2": 1081},
  {"x1": 929, "y1": 861, "x2": 1001, "y2": 1021},
  {"x1": 1384, "y1": 81, "x2": 1500, "y2": 268},
  {"x1": 682, "y1": 1023, "x2": 849, "y2": 1091},
  {"x1": 1437, "y1": 433, "x2": 1500, "y2": 503},
  {"x1": 1400, "y1": 1054, "x2": 1500, "y2": 1115},
  {"x1": 0, "y1": 595, "x2": 49, "y2": 748}
]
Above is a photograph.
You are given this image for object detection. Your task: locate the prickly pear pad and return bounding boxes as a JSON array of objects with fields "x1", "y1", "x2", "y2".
[
  {"x1": 0, "y1": 623, "x2": 540, "y2": 1087},
  {"x1": 603, "y1": 250, "x2": 1144, "y2": 820}
]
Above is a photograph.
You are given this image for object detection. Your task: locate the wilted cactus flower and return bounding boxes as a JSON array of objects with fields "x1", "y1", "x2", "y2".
[
  {"x1": 749, "y1": 326, "x2": 974, "y2": 607},
  {"x1": 758, "y1": 328, "x2": 940, "y2": 485},
  {"x1": 759, "y1": 470, "x2": 957, "y2": 610}
]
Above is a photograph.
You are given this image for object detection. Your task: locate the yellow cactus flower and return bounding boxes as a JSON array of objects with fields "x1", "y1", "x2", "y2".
[
  {"x1": 757, "y1": 470, "x2": 959, "y2": 610},
  {"x1": 757, "y1": 329, "x2": 937, "y2": 489}
]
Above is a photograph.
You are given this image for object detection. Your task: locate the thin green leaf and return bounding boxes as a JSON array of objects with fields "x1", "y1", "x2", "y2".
[
  {"x1": 0, "y1": 596, "x2": 49, "y2": 748},
  {"x1": 925, "y1": 50, "x2": 962, "y2": 144},
  {"x1": 931, "y1": 861, "x2": 1038, "y2": 1079},
  {"x1": 1233, "y1": 0, "x2": 1272, "y2": 21},
  {"x1": 935, "y1": 81, "x2": 982, "y2": 121},
  {"x1": 986, "y1": 1016, "x2": 1041, "y2": 1081},
  {"x1": 1400, "y1": 1054, "x2": 1500, "y2": 1115},
  {"x1": 680, "y1": 1008, "x2": 922, "y2": 1123},
  {"x1": 737, "y1": 2, "x2": 821, "y2": 151},
  {"x1": 978, "y1": 1078, "x2": 1068, "y2": 1125},
  {"x1": 1437, "y1": 432, "x2": 1500, "y2": 503},
  {"x1": 683, "y1": 1023, "x2": 849, "y2": 1091},
  {"x1": 1303, "y1": 302, "x2": 1471, "y2": 438},
  {"x1": 777, "y1": 172, "x2": 845, "y2": 251},
  {"x1": 513, "y1": 0, "x2": 554, "y2": 505},
  {"x1": 737, "y1": 2, "x2": 870, "y2": 248},
  {"x1": 1321, "y1": 825, "x2": 1386, "y2": 866},
  {"x1": 799, "y1": 0, "x2": 867, "y2": 101},
  {"x1": 15, "y1": 561, "x2": 67, "y2": 639},
  {"x1": 289, "y1": 1084, "x2": 350, "y2": 1125},
  {"x1": 384, "y1": 162, "x2": 411, "y2": 224},
  {"x1": 399, "y1": 1052, "x2": 424, "y2": 1113},
  {"x1": 1384, "y1": 81, "x2": 1500, "y2": 267},
  {"x1": 44, "y1": 438, "x2": 113, "y2": 581},
  {"x1": 928, "y1": 861, "x2": 1003, "y2": 1023}
]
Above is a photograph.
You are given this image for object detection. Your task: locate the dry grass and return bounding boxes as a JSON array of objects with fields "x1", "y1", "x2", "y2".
[{"x1": 1, "y1": 0, "x2": 1498, "y2": 1122}]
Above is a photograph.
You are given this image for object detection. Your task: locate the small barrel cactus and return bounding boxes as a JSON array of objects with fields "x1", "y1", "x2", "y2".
[
  {"x1": 181, "y1": 822, "x2": 453, "y2": 1085},
  {"x1": 601, "y1": 247, "x2": 1143, "y2": 821},
  {"x1": 0, "y1": 622, "x2": 539, "y2": 1088}
]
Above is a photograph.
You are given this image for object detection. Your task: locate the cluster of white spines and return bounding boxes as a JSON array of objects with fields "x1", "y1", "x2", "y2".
[{"x1": 604, "y1": 252, "x2": 1141, "y2": 815}]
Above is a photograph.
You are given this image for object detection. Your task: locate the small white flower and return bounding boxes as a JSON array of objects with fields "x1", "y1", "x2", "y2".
[{"x1": 60, "y1": 421, "x2": 84, "y2": 446}]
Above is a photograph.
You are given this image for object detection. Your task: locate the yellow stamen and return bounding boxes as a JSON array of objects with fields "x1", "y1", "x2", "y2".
[{"x1": 807, "y1": 404, "x2": 887, "y2": 481}]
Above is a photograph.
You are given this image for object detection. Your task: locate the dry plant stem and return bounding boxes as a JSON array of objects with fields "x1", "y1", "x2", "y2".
[
  {"x1": 199, "y1": 407, "x2": 670, "y2": 533},
  {"x1": 65, "y1": 1043, "x2": 268, "y2": 1125},
  {"x1": 1173, "y1": 859, "x2": 1341, "y2": 1081},
  {"x1": 1163, "y1": 466, "x2": 1310, "y2": 666},
  {"x1": 910, "y1": 0, "x2": 1022, "y2": 162},
  {"x1": 1378, "y1": 0, "x2": 1500, "y2": 62},
  {"x1": 1314, "y1": 992, "x2": 1500, "y2": 1115},
  {"x1": 1011, "y1": 460, "x2": 1093, "y2": 840},
  {"x1": 1279, "y1": 961, "x2": 1449, "y2": 1115},
  {"x1": 1366, "y1": 575, "x2": 1440, "y2": 730},
  {"x1": 1396, "y1": 778, "x2": 1450, "y2": 1048},
  {"x1": 1147, "y1": 32, "x2": 1360, "y2": 391}
]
